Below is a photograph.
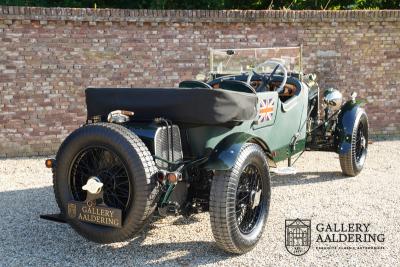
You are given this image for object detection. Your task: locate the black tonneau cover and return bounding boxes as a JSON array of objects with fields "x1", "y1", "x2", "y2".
[{"x1": 86, "y1": 87, "x2": 257, "y2": 125}]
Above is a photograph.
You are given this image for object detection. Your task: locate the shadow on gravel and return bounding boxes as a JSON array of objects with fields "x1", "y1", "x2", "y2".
[
  {"x1": 0, "y1": 186, "x2": 231, "y2": 266},
  {"x1": 271, "y1": 171, "x2": 351, "y2": 187},
  {"x1": 103, "y1": 236, "x2": 231, "y2": 266},
  {"x1": 171, "y1": 215, "x2": 201, "y2": 225},
  {"x1": 3, "y1": 170, "x2": 354, "y2": 265}
]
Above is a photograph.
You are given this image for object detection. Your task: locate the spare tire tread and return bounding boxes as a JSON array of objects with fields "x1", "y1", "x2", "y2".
[{"x1": 53, "y1": 123, "x2": 158, "y2": 243}]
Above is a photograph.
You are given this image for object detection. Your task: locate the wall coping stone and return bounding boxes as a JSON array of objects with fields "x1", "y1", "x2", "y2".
[{"x1": 0, "y1": 6, "x2": 399, "y2": 23}]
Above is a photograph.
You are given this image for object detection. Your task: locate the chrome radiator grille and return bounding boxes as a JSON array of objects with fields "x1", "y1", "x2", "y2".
[{"x1": 154, "y1": 125, "x2": 183, "y2": 168}]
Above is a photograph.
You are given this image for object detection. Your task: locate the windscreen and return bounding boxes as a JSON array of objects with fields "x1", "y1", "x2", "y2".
[{"x1": 210, "y1": 47, "x2": 302, "y2": 75}]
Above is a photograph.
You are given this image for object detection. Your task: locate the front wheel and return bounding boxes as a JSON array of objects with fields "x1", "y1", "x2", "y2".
[
  {"x1": 209, "y1": 143, "x2": 271, "y2": 254},
  {"x1": 339, "y1": 111, "x2": 369, "y2": 176}
]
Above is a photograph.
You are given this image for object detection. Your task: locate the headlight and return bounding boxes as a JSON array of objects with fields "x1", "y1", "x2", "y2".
[{"x1": 323, "y1": 88, "x2": 343, "y2": 111}]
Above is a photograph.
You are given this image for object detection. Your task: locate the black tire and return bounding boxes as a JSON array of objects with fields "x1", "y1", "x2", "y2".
[
  {"x1": 339, "y1": 111, "x2": 369, "y2": 177},
  {"x1": 209, "y1": 143, "x2": 271, "y2": 254},
  {"x1": 54, "y1": 123, "x2": 158, "y2": 243}
]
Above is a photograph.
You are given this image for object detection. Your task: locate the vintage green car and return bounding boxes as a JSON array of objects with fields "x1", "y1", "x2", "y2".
[{"x1": 43, "y1": 47, "x2": 368, "y2": 254}]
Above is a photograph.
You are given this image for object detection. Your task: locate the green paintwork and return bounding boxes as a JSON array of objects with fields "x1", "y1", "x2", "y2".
[
  {"x1": 203, "y1": 132, "x2": 257, "y2": 170},
  {"x1": 190, "y1": 81, "x2": 309, "y2": 169},
  {"x1": 126, "y1": 79, "x2": 310, "y2": 170},
  {"x1": 161, "y1": 183, "x2": 175, "y2": 206}
]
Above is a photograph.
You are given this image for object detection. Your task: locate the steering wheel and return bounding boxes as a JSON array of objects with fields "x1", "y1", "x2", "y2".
[{"x1": 247, "y1": 60, "x2": 288, "y2": 93}]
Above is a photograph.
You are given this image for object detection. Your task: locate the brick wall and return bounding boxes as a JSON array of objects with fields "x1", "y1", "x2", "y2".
[{"x1": 0, "y1": 7, "x2": 399, "y2": 157}]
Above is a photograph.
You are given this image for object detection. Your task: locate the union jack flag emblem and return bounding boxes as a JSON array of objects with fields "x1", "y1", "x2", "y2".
[{"x1": 258, "y1": 98, "x2": 275, "y2": 123}]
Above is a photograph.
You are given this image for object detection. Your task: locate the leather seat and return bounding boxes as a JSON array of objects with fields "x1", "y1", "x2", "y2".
[
  {"x1": 219, "y1": 80, "x2": 255, "y2": 94},
  {"x1": 178, "y1": 80, "x2": 212, "y2": 89}
]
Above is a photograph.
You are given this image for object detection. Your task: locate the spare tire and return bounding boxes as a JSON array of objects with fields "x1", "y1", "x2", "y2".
[{"x1": 53, "y1": 123, "x2": 158, "y2": 243}]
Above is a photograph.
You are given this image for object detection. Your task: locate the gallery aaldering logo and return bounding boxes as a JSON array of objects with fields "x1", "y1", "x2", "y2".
[
  {"x1": 68, "y1": 203, "x2": 77, "y2": 218},
  {"x1": 285, "y1": 219, "x2": 311, "y2": 256},
  {"x1": 315, "y1": 222, "x2": 385, "y2": 250},
  {"x1": 285, "y1": 219, "x2": 385, "y2": 256}
]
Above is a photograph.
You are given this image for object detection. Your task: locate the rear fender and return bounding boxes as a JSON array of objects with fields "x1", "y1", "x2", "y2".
[
  {"x1": 335, "y1": 100, "x2": 366, "y2": 155},
  {"x1": 203, "y1": 133, "x2": 270, "y2": 170}
]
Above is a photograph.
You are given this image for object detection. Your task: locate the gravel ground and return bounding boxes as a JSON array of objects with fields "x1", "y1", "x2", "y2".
[{"x1": 0, "y1": 140, "x2": 399, "y2": 266}]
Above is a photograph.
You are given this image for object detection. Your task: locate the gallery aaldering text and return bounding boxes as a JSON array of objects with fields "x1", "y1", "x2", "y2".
[{"x1": 316, "y1": 223, "x2": 385, "y2": 243}]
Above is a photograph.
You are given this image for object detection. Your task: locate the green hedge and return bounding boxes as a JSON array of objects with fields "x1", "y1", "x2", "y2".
[{"x1": 0, "y1": 0, "x2": 399, "y2": 10}]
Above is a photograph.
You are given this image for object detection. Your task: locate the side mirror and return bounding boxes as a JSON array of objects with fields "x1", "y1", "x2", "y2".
[
  {"x1": 308, "y1": 73, "x2": 317, "y2": 81},
  {"x1": 351, "y1": 92, "x2": 357, "y2": 102}
]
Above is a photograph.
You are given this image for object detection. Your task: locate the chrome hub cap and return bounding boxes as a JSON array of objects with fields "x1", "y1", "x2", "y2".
[
  {"x1": 82, "y1": 177, "x2": 103, "y2": 194},
  {"x1": 251, "y1": 189, "x2": 262, "y2": 209}
]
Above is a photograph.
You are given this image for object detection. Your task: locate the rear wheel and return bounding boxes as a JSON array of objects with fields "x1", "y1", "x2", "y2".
[
  {"x1": 339, "y1": 111, "x2": 368, "y2": 176},
  {"x1": 54, "y1": 123, "x2": 158, "y2": 243},
  {"x1": 209, "y1": 143, "x2": 271, "y2": 254}
]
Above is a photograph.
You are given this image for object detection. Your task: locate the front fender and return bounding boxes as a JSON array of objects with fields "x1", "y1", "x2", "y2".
[
  {"x1": 335, "y1": 100, "x2": 366, "y2": 155},
  {"x1": 203, "y1": 133, "x2": 258, "y2": 170}
]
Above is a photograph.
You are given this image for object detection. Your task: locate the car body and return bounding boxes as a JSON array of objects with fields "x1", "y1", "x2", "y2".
[{"x1": 43, "y1": 47, "x2": 368, "y2": 254}]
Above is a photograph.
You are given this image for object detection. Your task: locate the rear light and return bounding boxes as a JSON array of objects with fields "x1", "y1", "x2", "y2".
[
  {"x1": 167, "y1": 172, "x2": 178, "y2": 184},
  {"x1": 45, "y1": 159, "x2": 54, "y2": 168},
  {"x1": 156, "y1": 171, "x2": 165, "y2": 182},
  {"x1": 156, "y1": 170, "x2": 181, "y2": 184}
]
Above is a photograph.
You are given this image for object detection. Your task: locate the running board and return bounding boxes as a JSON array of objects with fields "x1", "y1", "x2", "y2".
[
  {"x1": 40, "y1": 213, "x2": 67, "y2": 223},
  {"x1": 270, "y1": 167, "x2": 297, "y2": 175}
]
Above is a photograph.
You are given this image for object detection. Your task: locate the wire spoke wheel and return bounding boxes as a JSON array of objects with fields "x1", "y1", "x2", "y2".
[
  {"x1": 70, "y1": 146, "x2": 132, "y2": 214},
  {"x1": 236, "y1": 164, "x2": 263, "y2": 234},
  {"x1": 209, "y1": 143, "x2": 271, "y2": 254},
  {"x1": 54, "y1": 123, "x2": 158, "y2": 243},
  {"x1": 339, "y1": 111, "x2": 368, "y2": 177},
  {"x1": 355, "y1": 123, "x2": 367, "y2": 164}
]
